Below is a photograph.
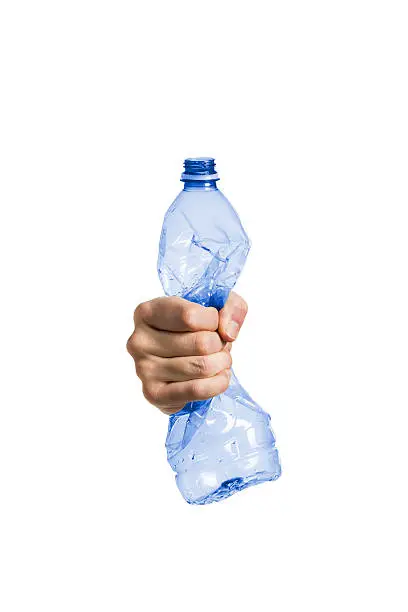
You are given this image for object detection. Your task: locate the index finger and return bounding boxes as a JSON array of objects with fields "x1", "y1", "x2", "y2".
[{"x1": 135, "y1": 297, "x2": 219, "y2": 332}]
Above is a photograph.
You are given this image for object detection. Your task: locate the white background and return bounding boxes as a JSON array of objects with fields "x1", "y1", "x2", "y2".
[{"x1": 1, "y1": 1, "x2": 407, "y2": 610}]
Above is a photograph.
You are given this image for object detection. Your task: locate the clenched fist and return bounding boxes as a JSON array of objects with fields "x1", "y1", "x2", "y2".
[{"x1": 127, "y1": 292, "x2": 248, "y2": 414}]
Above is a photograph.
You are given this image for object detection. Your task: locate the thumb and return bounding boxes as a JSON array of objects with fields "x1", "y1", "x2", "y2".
[{"x1": 218, "y1": 291, "x2": 248, "y2": 342}]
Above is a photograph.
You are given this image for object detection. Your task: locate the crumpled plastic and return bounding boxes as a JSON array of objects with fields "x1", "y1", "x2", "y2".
[{"x1": 158, "y1": 186, "x2": 281, "y2": 504}]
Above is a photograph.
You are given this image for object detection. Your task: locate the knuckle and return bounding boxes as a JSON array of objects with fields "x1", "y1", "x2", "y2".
[
  {"x1": 180, "y1": 304, "x2": 197, "y2": 330},
  {"x1": 135, "y1": 358, "x2": 154, "y2": 381},
  {"x1": 134, "y1": 301, "x2": 152, "y2": 323},
  {"x1": 126, "y1": 334, "x2": 135, "y2": 355},
  {"x1": 126, "y1": 332, "x2": 138, "y2": 355},
  {"x1": 194, "y1": 332, "x2": 216, "y2": 355},
  {"x1": 126, "y1": 329, "x2": 146, "y2": 355},
  {"x1": 142, "y1": 383, "x2": 162, "y2": 406},
  {"x1": 190, "y1": 355, "x2": 211, "y2": 377}
]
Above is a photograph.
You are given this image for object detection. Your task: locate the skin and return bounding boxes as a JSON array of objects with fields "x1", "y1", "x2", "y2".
[{"x1": 127, "y1": 291, "x2": 248, "y2": 415}]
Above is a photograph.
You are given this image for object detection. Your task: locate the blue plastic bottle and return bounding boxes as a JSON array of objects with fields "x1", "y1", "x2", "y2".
[{"x1": 158, "y1": 158, "x2": 281, "y2": 504}]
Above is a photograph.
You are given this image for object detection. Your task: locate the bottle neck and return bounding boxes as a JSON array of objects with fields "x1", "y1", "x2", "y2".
[{"x1": 182, "y1": 179, "x2": 219, "y2": 192}]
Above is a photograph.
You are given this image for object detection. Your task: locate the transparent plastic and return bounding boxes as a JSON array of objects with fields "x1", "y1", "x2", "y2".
[{"x1": 158, "y1": 158, "x2": 281, "y2": 504}]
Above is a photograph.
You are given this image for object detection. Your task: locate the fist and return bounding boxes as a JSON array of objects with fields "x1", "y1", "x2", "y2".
[{"x1": 126, "y1": 292, "x2": 248, "y2": 414}]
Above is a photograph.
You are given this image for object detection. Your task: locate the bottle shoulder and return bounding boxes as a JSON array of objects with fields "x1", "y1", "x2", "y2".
[{"x1": 173, "y1": 186, "x2": 229, "y2": 204}]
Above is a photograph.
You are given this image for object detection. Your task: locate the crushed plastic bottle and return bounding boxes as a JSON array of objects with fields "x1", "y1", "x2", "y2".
[{"x1": 158, "y1": 158, "x2": 281, "y2": 504}]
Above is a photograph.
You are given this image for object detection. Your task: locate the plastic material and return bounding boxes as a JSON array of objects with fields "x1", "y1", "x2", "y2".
[{"x1": 158, "y1": 158, "x2": 281, "y2": 504}]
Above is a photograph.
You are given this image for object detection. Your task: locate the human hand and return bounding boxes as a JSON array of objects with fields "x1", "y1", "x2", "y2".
[{"x1": 126, "y1": 291, "x2": 248, "y2": 414}]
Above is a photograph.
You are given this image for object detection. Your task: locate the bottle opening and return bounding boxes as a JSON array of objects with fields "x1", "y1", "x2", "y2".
[{"x1": 181, "y1": 157, "x2": 219, "y2": 181}]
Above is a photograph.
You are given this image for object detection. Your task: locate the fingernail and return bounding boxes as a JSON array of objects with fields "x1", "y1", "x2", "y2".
[{"x1": 226, "y1": 321, "x2": 240, "y2": 339}]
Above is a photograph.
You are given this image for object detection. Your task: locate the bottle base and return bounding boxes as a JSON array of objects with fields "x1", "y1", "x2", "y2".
[
  {"x1": 176, "y1": 446, "x2": 282, "y2": 505},
  {"x1": 187, "y1": 468, "x2": 281, "y2": 505}
]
